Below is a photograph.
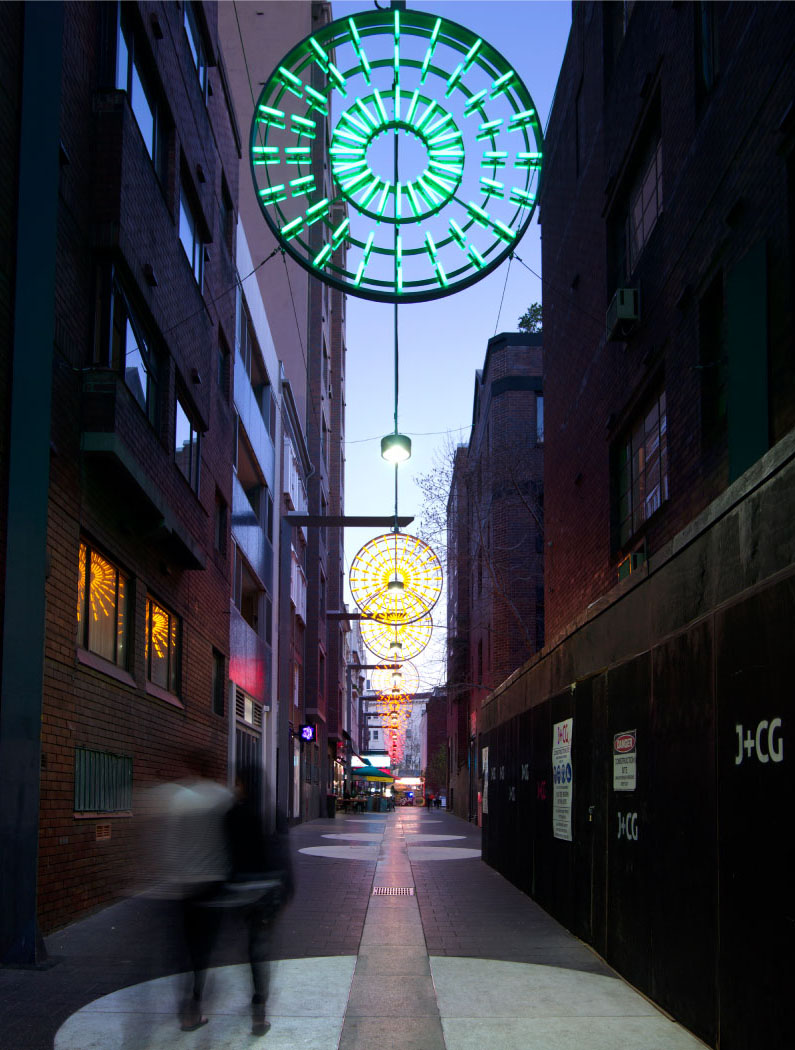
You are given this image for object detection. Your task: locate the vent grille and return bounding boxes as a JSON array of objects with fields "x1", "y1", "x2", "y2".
[
  {"x1": 95, "y1": 823, "x2": 111, "y2": 841},
  {"x1": 372, "y1": 886, "x2": 414, "y2": 896},
  {"x1": 236, "y1": 688, "x2": 263, "y2": 729}
]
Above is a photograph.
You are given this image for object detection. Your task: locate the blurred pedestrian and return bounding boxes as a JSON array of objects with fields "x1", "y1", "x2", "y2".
[
  {"x1": 142, "y1": 751, "x2": 233, "y2": 1032},
  {"x1": 225, "y1": 768, "x2": 294, "y2": 1037}
]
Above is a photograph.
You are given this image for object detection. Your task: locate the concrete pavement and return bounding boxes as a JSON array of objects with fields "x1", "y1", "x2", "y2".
[{"x1": 0, "y1": 808, "x2": 707, "y2": 1049}]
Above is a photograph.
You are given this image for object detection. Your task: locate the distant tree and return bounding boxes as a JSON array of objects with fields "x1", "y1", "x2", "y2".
[{"x1": 518, "y1": 302, "x2": 542, "y2": 333}]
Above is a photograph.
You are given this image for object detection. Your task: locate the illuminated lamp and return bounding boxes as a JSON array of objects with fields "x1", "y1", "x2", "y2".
[
  {"x1": 360, "y1": 612, "x2": 433, "y2": 661},
  {"x1": 381, "y1": 432, "x2": 412, "y2": 463},
  {"x1": 250, "y1": 8, "x2": 544, "y2": 304},
  {"x1": 349, "y1": 533, "x2": 442, "y2": 624},
  {"x1": 371, "y1": 660, "x2": 419, "y2": 697}
]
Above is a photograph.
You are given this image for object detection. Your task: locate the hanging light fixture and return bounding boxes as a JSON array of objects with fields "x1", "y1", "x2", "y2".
[
  {"x1": 360, "y1": 612, "x2": 433, "y2": 661},
  {"x1": 350, "y1": 532, "x2": 442, "y2": 624},
  {"x1": 371, "y1": 661, "x2": 419, "y2": 698},
  {"x1": 380, "y1": 432, "x2": 412, "y2": 463}
]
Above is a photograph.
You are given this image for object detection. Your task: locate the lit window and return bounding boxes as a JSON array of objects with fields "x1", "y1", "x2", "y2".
[
  {"x1": 626, "y1": 140, "x2": 662, "y2": 274},
  {"x1": 175, "y1": 395, "x2": 201, "y2": 491},
  {"x1": 116, "y1": 12, "x2": 162, "y2": 174},
  {"x1": 76, "y1": 541, "x2": 129, "y2": 667},
  {"x1": 146, "y1": 596, "x2": 180, "y2": 693},
  {"x1": 179, "y1": 188, "x2": 204, "y2": 289},
  {"x1": 184, "y1": 3, "x2": 208, "y2": 99},
  {"x1": 616, "y1": 391, "x2": 669, "y2": 547}
]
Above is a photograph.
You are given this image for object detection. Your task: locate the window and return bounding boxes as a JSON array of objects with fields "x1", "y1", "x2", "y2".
[
  {"x1": 626, "y1": 139, "x2": 662, "y2": 275},
  {"x1": 74, "y1": 747, "x2": 133, "y2": 813},
  {"x1": 212, "y1": 649, "x2": 226, "y2": 716},
  {"x1": 116, "y1": 9, "x2": 163, "y2": 176},
  {"x1": 699, "y1": 273, "x2": 727, "y2": 450},
  {"x1": 183, "y1": 3, "x2": 208, "y2": 99},
  {"x1": 97, "y1": 274, "x2": 159, "y2": 425},
  {"x1": 76, "y1": 541, "x2": 129, "y2": 667},
  {"x1": 145, "y1": 596, "x2": 180, "y2": 693},
  {"x1": 214, "y1": 490, "x2": 228, "y2": 553},
  {"x1": 179, "y1": 187, "x2": 204, "y2": 289},
  {"x1": 217, "y1": 332, "x2": 230, "y2": 400},
  {"x1": 695, "y1": 1, "x2": 718, "y2": 100},
  {"x1": 616, "y1": 390, "x2": 669, "y2": 547},
  {"x1": 536, "y1": 394, "x2": 544, "y2": 444},
  {"x1": 233, "y1": 544, "x2": 263, "y2": 634},
  {"x1": 175, "y1": 395, "x2": 201, "y2": 491}
]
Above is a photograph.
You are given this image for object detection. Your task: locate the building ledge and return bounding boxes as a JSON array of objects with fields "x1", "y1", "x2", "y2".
[{"x1": 81, "y1": 431, "x2": 205, "y2": 570}]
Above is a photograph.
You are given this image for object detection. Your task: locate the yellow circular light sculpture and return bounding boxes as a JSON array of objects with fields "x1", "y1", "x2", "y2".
[
  {"x1": 360, "y1": 613, "x2": 433, "y2": 662},
  {"x1": 371, "y1": 661, "x2": 419, "y2": 698},
  {"x1": 349, "y1": 533, "x2": 442, "y2": 625}
]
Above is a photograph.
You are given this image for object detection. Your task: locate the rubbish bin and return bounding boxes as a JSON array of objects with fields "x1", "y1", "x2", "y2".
[{"x1": 326, "y1": 793, "x2": 336, "y2": 818}]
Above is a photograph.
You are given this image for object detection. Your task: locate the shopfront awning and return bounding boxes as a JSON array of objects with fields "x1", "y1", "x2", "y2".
[{"x1": 356, "y1": 766, "x2": 394, "y2": 783}]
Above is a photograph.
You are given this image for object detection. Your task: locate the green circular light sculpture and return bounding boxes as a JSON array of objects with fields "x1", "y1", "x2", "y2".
[{"x1": 250, "y1": 7, "x2": 544, "y2": 303}]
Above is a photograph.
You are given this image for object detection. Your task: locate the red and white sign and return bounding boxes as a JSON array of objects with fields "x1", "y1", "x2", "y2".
[{"x1": 613, "y1": 730, "x2": 637, "y2": 791}]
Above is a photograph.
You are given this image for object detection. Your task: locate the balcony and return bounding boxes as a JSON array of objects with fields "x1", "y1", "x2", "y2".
[
  {"x1": 80, "y1": 371, "x2": 204, "y2": 570},
  {"x1": 229, "y1": 604, "x2": 271, "y2": 709},
  {"x1": 231, "y1": 472, "x2": 273, "y2": 588},
  {"x1": 234, "y1": 349, "x2": 275, "y2": 490}
]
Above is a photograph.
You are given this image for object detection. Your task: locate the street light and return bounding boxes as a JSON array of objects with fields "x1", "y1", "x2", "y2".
[{"x1": 380, "y1": 432, "x2": 412, "y2": 463}]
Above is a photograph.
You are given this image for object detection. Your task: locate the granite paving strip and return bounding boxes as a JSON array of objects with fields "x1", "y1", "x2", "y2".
[{"x1": 337, "y1": 811, "x2": 447, "y2": 1050}]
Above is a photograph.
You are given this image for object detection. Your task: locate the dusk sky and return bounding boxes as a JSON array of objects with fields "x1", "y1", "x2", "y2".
[{"x1": 331, "y1": 1, "x2": 573, "y2": 688}]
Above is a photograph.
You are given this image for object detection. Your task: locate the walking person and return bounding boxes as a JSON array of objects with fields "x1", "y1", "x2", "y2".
[{"x1": 225, "y1": 767, "x2": 294, "y2": 1036}]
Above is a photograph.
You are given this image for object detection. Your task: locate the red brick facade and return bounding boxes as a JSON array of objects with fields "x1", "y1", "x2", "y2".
[
  {"x1": 4, "y1": 1, "x2": 241, "y2": 934},
  {"x1": 446, "y1": 333, "x2": 544, "y2": 820},
  {"x1": 540, "y1": 1, "x2": 795, "y2": 643}
]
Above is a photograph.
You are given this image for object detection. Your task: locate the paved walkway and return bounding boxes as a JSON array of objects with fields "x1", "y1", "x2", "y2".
[{"x1": 0, "y1": 808, "x2": 707, "y2": 1049}]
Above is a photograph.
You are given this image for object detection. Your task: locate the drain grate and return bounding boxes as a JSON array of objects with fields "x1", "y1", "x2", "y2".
[{"x1": 372, "y1": 886, "x2": 414, "y2": 896}]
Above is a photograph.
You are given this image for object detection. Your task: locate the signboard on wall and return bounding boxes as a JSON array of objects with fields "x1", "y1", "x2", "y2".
[
  {"x1": 552, "y1": 718, "x2": 573, "y2": 841},
  {"x1": 481, "y1": 747, "x2": 489, "y2": 815},
  {"x1": 613, "y1": 730, "x2": 637, "y2": 791}
]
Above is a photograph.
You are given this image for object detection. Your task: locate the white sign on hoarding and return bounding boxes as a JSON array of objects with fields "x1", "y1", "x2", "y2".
[
  {"x1": 552, "y1": 718, "x2": 573, "y2": 841},
  {"x1": 613, "y1": 730, "x2": 637, "y2": 791},
  {"x1": 481, "y1": 747, "x2": 489, "y2": 815}
]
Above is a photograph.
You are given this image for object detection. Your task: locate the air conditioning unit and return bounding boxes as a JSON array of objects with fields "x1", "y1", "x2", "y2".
[{"x1": 606, "y1": 288, "x2": 640, "y2": 341}]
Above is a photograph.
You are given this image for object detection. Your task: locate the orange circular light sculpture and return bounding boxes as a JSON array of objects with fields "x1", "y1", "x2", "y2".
[
  {"x1": 360, "y1": 612, "x2": 433, "y2": 661},
  {"x1": 349, "y1": 533, "x2": 442, "y2": 625},
  {"x1": 371, "y1": 661, "x2": 419, "y2": 698}
]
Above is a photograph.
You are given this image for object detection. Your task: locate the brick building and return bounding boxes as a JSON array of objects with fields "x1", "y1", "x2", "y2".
[
  {"x1": 0, "y1": 1, "x2": 242, "y2": 960},
  {"x1": 479, "y1": 4, "x2": 795, "y2": 1047},
  {"x1": 446, "y1": 332, "x2": 544, "y2": 821}
]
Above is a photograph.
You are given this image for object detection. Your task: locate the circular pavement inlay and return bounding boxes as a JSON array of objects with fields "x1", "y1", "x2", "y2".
[
  {"x1": 406, "y1": 846, "x2": 481, "y2": 861},
  {"x1": 299, "y1": 844, "x2": 380, "y2": 861}
]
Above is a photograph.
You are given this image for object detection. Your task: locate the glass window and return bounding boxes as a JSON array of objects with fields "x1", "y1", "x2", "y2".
[
  {"x1": 76, "y1": 541, "x2": 129, "y2": 667},
  {"x1": 536, "y1": 394, "x2": 544, "y2": 444},
  {"x1": 146, "y1": 596, "x2": 179, "y2": 693},
  {"x1": 184, "y1": 3, "x2": 208, "y2": 99},
  {"x1": 617, "y1": 390, "x2": 669, "y2": 547},
  {"x1": 212, "y1": 649, "x2": 226, "y2": 716},
  {"x1": 116, "y1": 11, "x2": 161, "y2": 173},
  {"x1": 179, "y1": 189, "x2": 204, "y2": 289},
  {"x1": 100, "y1": 276, "x2": 159, "y2": 425},
  {"x1": 626, "y1": 140, "x2": 662, "y2": 274},
  {"x1": 175, "y1": 396, "x2": 201, "y2": 491}
]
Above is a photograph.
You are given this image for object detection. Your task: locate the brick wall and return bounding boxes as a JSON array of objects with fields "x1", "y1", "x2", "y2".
[
  {"x1": 541, "y1": 1, "x2": 795, "y2": 643},
  {"x1": 34, "y1": 1, "x2": 241, "y2": 932}
]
